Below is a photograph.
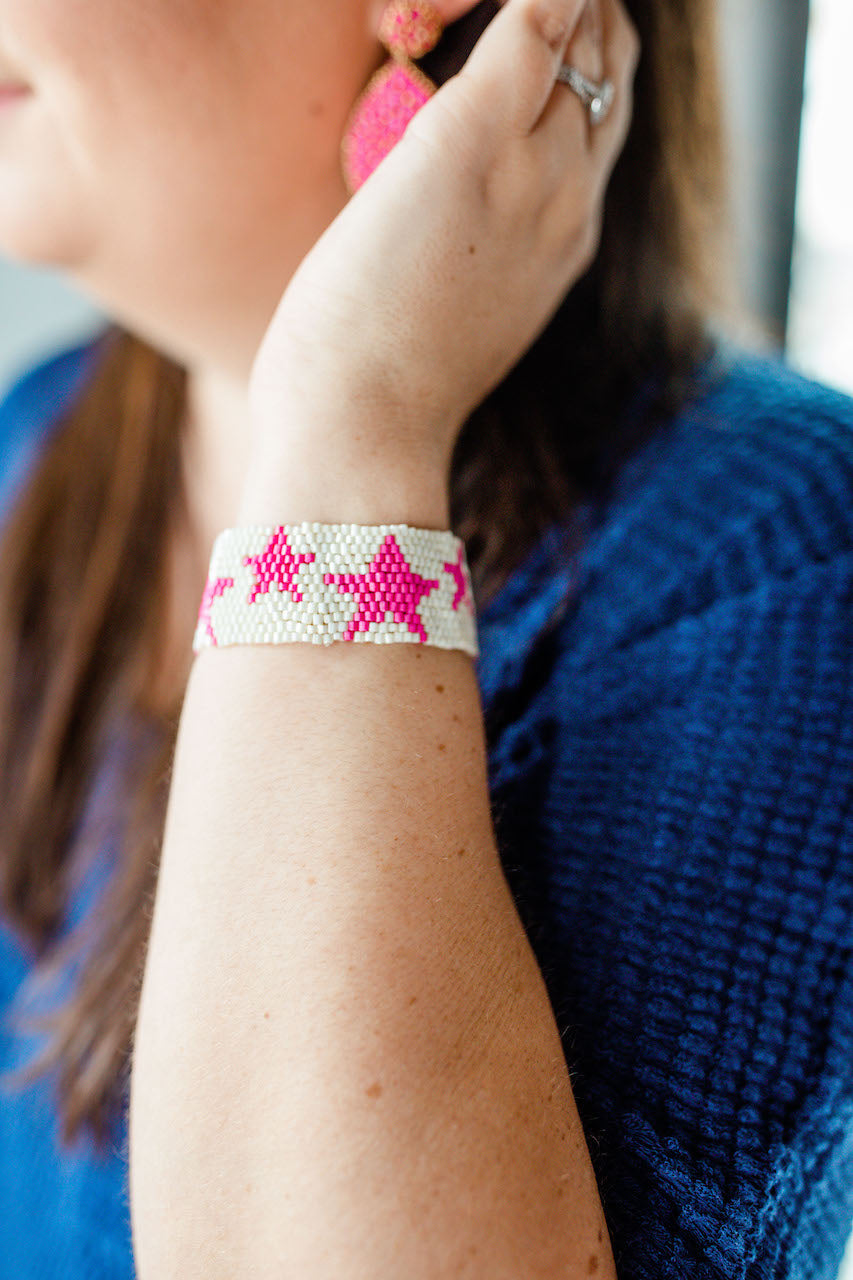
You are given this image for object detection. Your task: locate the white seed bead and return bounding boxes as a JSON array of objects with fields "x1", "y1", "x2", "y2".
[{"x1": 193, "y1": 522, "x2": 479, "y2": 658}]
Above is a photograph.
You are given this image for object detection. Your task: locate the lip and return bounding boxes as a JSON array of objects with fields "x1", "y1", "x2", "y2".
[{"x1": 0, "y1": 83, "x2": 31, "y2": 105}]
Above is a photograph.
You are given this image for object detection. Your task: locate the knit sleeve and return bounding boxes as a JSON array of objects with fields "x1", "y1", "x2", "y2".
[{"x1": 489, "y1": 524, "x2": 853, "y2": 1278}]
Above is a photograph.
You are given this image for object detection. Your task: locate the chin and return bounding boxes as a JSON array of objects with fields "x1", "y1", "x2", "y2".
[{"x1": 0, "y1": 206, "x2": 94, "y2": 270}]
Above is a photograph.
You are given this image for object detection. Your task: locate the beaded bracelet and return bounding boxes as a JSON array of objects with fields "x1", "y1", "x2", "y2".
[{"x1": 192, "y1": 522, "x2": 479, "y2": 657}]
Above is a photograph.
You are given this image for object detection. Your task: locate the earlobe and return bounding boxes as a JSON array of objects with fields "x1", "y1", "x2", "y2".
[{"x1": 365, "y1": 0, "x2": 483, "y2": 33}]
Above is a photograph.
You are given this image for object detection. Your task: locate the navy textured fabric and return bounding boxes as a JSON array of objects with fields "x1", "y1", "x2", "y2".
[{"x1": 1, "y1": 331, "x2": 852, "y2": 1278}]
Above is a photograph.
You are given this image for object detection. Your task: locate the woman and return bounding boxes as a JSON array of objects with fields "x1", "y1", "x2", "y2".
[{"x1": 0, "y1": 0, "x2": 851, "y2": 1273}]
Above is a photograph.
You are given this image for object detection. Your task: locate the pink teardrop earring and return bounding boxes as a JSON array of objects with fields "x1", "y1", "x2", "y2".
[{"x1": 341, "y1": 0, "x2": 446, "y2": 195}]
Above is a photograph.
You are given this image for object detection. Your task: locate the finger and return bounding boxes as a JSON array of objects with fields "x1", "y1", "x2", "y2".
[
  {"x1": 586, "y1": 0, "x2": 605, "y2": 80},
  {"x1": 568, "y1": 0, "x2": 605, "y2": 85},
  {"x1": 455, "y1": 0, "x2": 590, "y2": 138},
  {"x1": 539, "y1": 0, "x2": 638, "y2": 160},
  {"x1": 542, "y1": 0, "x2": 639, "y2": 215},
  {"x1": 585, "y1": 0, "x2": 640, "y2": 162},
  {"x1": 542, "y1": 0, "x2": 606, "y2": 150}
]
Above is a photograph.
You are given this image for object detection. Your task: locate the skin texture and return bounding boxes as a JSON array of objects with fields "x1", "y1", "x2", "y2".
[
  {"x1": 0, "y1": 0, "x2": 491, "y2": 581},
  {"x1": 1, "y1": 0, "x2": 640, "y2": 1273},
  {"x1": 243, "y1": 0, "x2": 627, "y2": 488},
  {"x1": 0, "y1": 0, "x2": 613, "y2": 570},
  {"x1": 0, "y1": 0, "x2": 377, "y2": 371}
]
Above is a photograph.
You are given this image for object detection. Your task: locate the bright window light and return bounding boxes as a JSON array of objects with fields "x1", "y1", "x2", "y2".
[{"x1": 786, "y1": 0, "x2": 853, "y2": 395}]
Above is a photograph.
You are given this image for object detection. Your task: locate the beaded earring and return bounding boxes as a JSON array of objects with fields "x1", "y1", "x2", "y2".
[{"x1": 340, "y1": 0, "x2": 446, "y2": 195}]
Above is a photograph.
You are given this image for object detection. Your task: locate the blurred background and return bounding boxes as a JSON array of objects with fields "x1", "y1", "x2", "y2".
[{"x1": 0, "y1": 0, "x2": 851, "y2": 1267}]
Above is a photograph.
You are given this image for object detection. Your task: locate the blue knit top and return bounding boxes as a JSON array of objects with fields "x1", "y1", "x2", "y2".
[{"x1": 1, "y1": 332, "x2": 852, "y2": 1279}]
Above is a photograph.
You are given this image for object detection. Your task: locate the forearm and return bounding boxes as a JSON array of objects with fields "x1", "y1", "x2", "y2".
[{"x1": 128, "y1": 461, "x2": 616, "y2": 1279}]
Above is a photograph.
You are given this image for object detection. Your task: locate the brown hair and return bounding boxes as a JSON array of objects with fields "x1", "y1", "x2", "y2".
[{"x1": 0, "y1": 0, "x2": 737, "y2": 1153}]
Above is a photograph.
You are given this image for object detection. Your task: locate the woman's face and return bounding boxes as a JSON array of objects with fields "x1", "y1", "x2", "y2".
[{"x1": 0, "y1": 0, "x2": 385, "y2": 374}]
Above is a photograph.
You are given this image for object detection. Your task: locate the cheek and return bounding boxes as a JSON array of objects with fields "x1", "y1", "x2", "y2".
[
  {"x1": 0, "y1": 0, "x2": 117, "y2": 262},
  {"x1": 0, "y1": 1, "x2": 248, "y2": 249},
  {"x1": 0, "y1": 0, "x2": 377, "y2": 284},
  {"x1": 74, "y1": 2, "x2": 373, "y2": 221},
  {"x1": 2, "y1": 0, "x2": 257, "y2": 155},
  {"x1": 2, "y1": 0, "x2": 375, "y2": 206},
  {"x1": 0, "y1": 3, "x2": 177, "y2": 205},
  {"x1": 2, "y1": 0, "x2": 172, "y2": 92}
]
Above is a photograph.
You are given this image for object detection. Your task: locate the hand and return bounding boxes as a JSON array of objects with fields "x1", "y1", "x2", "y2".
[{"x1": 247, "y1": 0, "x2": 640, "y2": 489}]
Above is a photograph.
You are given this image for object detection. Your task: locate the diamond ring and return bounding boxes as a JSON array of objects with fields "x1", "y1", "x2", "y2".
[{"x1": 556, "y1": 64, "x2": 615, "y2": 125}]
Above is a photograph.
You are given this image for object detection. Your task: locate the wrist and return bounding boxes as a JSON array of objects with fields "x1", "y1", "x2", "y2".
[{"x1": 238, "y1": 426, "x2": 453, "y2": 530}]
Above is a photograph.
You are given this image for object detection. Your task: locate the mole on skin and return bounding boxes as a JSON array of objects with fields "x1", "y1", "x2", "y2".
[
  {"x1": 588, "y1": 1255, "x2": 599, "y2": 1274},
  {"x1": 366, "y1": 1081, "x2": 383, "y2": 1099}
]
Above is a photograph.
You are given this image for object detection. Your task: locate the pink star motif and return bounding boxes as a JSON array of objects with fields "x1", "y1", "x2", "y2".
[
  {"x1": 323, "y1": 533, "x2": 440, "y2": 643},
  {"x1": 243, "y1": 526, "x2": 316, "y2": 604},
  {"x1": 198, "y1": 575, "x2": 234, "y2": 646},
  {"x1": 443, "y1": 544, "x2": 474, "y2": 613}
]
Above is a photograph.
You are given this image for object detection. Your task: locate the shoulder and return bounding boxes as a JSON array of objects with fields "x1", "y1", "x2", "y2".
[
  {"x1": 0, "y1": 330, "x2": 110, "y2": 519},
  {"x1": 0, "y1": 329, "x2": 111, "y2": 521},
  {"x1": 624, "y1": 339, "x2": 853, "y2": 516},
  {"x1": 567, "y1": 341, "x2": 853, "y2": 663},
  {"x1": 626, "y1": 338, "x2": 853, "y2": 539},
  {"x1": 0, "y1": 329, "x2": 109, "y2": 437},
  {"x1": 477, "y1": 341, "x2": 853, "y2": 717}
]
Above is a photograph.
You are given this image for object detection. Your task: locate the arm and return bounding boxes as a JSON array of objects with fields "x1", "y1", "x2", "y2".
[
  {"x1": 129, "y1": 459, "x2": 614, "y2": 1278},
  {"x1": 129, "y1": 0, "x2": 639, "y2": 1272}
]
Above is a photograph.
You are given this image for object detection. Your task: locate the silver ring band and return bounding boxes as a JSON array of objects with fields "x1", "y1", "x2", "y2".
[{"x1": 556, "y1": 64, "x2": 615, "y2": 125}]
